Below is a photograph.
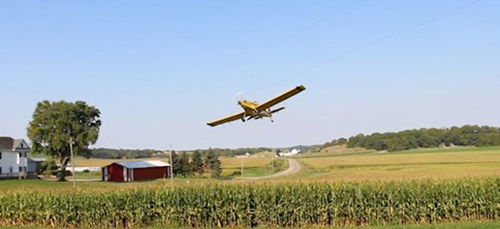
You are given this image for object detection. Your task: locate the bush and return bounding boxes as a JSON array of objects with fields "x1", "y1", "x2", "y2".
[
  {"x1": 55, "y1": 170, "x2": 72, "y2": 178},
  {"x1": 41, "y1": 158, "x2": 59, "y2": 176}
]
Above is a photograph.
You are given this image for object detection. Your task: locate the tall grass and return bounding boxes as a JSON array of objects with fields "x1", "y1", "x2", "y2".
[{"x1": 1, "y1": 177, "x2": 499, "y2": 227}]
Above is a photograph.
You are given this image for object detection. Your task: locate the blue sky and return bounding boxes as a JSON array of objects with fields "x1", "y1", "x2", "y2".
[{"x1": 1, "y1": 0, "x2": 499, "y2": 150}]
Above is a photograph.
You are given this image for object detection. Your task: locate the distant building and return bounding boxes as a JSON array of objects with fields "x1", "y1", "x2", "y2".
[
  {"x1": 0, "y1": 137, "x2": 30, "y2": 179},
  {"x1": 71, "y1": 166, "x2": 101, "y2": 172},
  {"x1": 27, "y1": 158, "x2": 46, "y2": 178},
  {"x1": 102, "y1": 160, "x2": 171, "y2": 182},
  {"x1": 279, "y1": 149, "x2": 300, "y2": 157}
]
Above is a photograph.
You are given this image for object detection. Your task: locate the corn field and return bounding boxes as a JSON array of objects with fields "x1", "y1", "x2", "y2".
[{"x1": 1, "y1": 177, "x2": 499, "y2": 227}]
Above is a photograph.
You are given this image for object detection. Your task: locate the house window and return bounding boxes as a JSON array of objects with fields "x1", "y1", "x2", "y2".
[
  {"x1": 0, "y1": 167, "x2": 2, "y2": 174},
  {"x1": 0, "y1": 152, "x2": 2, "y2": 159},
  {"x1": 10, "y1": 167, "x2": 13, "y2": 173}
]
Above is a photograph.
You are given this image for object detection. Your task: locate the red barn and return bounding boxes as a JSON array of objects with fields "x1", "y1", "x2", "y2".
[{"x1": 102, "y1": 160, "x2": 171, "y2": 182}]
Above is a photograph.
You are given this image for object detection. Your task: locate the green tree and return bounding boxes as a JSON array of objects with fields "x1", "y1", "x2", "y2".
[
  {"x1": 191, "y1": 151, "x2": 204, "y2": 176},
  {"x1": 337, "y1": 138, "x2": 348, "y2": 145},
  {"x1": 179, "y1": 152, "x2": 192, "y2": 177},
  {"x1": 205, "y1": 149, "x2": 221, "y2": 178},
  {"x1": 326, "y1": 125, "x2": 500, "y2": 152},
  {"x1": 27, "y1": 100, "x2": 101, "y2": 181},
  {"x1": 170, "y1": 151, "x2": 182, "y2": 176}
]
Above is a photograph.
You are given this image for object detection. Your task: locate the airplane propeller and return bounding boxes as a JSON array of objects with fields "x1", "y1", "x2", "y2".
[{"x1": 231, "y1": 92, "x2": 246, "y2": 106}]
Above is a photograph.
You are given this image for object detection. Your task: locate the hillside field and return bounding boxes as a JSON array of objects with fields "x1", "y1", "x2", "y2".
[{"x1": 288, "y1": 146, "x2": 500, "y2": 182}]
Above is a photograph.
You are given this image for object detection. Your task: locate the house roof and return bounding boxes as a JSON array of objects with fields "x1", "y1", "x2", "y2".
[
  {"x1": 111, "y1": 160, "x2": 170, "y2": 169},
  {"x1": 0, "y1": 137, "x2": 29, "y2": 150},
  {"x1": 13, "y1": 139, "x2": 23, "y2": 148},
  {"x1": 0, "y1": 137, "x2": 15, "y2": 150},
  {"x1": 29, "y1": 158, "x2": 47, "y2": 162}
]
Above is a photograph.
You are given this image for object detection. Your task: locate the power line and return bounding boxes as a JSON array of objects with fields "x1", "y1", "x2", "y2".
[
  {"x1": 218, "y1": 0, "x2": 366, "y2": 73},
  {"x1": 189, "y1": 0, "x2": 483, "y2": 122},
  {"x1": 175, "y1": 1, "x2": 366, "y2": 106},
  {"x1": 196, "y1": 1, "x2": 367, "y2": 111},
  {"x1": 250, "y1": 0, "x2": 483, "y2": 94}
]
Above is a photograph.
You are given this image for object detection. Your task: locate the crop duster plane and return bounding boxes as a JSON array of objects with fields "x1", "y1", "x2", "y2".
[{"x1": 207, "y1": 85, "x2": 306, "y2": 127}]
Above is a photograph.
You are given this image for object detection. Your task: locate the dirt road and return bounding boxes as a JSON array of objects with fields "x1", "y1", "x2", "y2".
[{"x1": 241, "y1": 158, "x2": 301, "y2": 180}]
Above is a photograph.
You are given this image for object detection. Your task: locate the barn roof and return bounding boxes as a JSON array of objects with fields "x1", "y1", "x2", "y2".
[{"x1": 113, "y1": 160, "x2": 170, "y2": 169}]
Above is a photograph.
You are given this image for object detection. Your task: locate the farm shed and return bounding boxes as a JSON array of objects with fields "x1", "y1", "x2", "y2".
[{"x1": 102, "y1": 161, "x2": 170, "y2": 182}]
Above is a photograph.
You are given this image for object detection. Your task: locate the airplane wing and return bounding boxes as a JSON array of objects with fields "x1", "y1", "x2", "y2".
[
  {"x1": 256, "y1": 85, "x2": 306, "y2": 111},
  {"x1": 207, "y1": 112, "x2": 245, "y2": 127}
]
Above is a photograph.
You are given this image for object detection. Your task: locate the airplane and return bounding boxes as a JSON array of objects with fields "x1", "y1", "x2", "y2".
[{"x1": 207, "y1": 85, "x2": 306, "y2": 127}]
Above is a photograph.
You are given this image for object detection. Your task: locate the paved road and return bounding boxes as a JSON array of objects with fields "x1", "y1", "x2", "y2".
[{"x1": 241, "y1": 158, "x2": 301, "y2": 180}]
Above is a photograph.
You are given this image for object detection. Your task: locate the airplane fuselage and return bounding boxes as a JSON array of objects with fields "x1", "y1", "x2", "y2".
[{"x1": 238, "y1": 100, "x2": 273, "y2": 121}]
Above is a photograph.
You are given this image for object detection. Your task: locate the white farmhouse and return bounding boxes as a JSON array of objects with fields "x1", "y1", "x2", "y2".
[
  {"x1": 278, "y1": 149, "x2": 301, "y2": 157},
  {"x1": 0, "y1": 137, "x2": 30, "y2": 179}
]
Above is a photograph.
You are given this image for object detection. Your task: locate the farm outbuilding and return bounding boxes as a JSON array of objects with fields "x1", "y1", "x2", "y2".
[{"x1": 102, "y1": 160, "x2": 171, "y2": 182}]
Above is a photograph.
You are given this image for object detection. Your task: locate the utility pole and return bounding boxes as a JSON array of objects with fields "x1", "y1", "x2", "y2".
[
  {"x1": 169, "y1": 144, "x2": 173, "y2": 183},
  {"x1": 69, "y1": 137, "x2": 76, "y2": 189},
  {"x1": 271, "y1": 154, "x2": 275, "y2": 173},
  {"x1": 241, "y1": 157, "x2": 244, "y2": 178}
]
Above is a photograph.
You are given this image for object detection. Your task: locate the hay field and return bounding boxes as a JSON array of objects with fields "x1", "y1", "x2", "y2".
[{"x1": 292, "y1": 146, "x2": 500, "y2": 182}]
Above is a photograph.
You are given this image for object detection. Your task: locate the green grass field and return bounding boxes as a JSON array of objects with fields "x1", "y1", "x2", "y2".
[
  {"x1": 221, "y1": 157, "x2": 287, "y2": 177},
  {"x1": 73, "y1": 155, "x2": 277, "y2": 177},
  {"x1": 64, "y1": 155, "x2": 285, "y2": 181}
]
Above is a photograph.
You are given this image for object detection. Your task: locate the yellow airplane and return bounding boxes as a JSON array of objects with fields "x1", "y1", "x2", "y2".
[{"x1": 207, "y1": 85, "x2": 306, "y2": 127}]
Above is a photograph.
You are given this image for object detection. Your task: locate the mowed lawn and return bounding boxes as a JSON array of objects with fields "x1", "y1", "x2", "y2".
[{"x1": 293, "y1": 146, "x2": 500, "y2": 181}]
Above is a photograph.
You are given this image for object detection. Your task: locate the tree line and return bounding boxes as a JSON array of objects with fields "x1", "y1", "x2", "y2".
[
  {"x1": 192, "y1": 147, "x2": 272, "y2": 157},
  {"x1": 90, "y1": 147, "x2": 273, "y2": 159},
  {"x1": 91, "y1": 148, "x2": 159, "y2": 159},
  {"x1": 170, "y1": 149, "x2": 222, "y2": 178},
  {"x1": 323, "y1": 125, "x2": 500, "y2": 152}
]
